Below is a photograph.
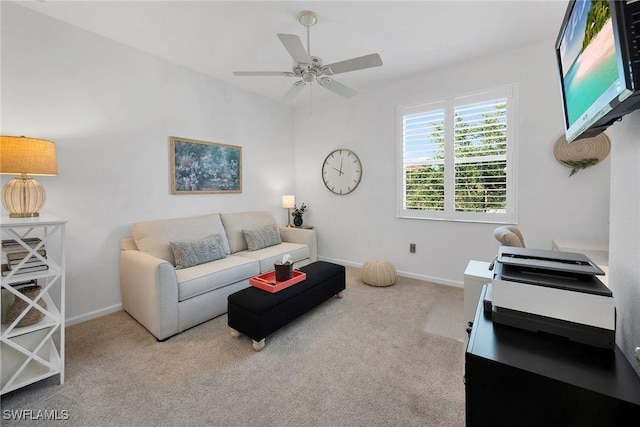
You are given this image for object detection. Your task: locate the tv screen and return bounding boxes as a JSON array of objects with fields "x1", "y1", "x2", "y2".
[{"x1": 556, "y1": 0, "x2": 640, "y2": 142}]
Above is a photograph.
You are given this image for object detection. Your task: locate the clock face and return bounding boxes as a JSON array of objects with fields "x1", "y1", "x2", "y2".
[{"x1": 321, "y1": 149, "x2": 362, "y2": 195}]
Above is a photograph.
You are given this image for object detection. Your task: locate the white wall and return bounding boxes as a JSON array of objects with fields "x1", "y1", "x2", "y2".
[
  {"x1": 607, "y1": 110, "x2": 640, "y2": 374},
  {"x1": 1, "y1": 3, "x2": 295, "y2": 323},
  {"x1": 293, "y1": 40, "x2": 611, "y2": 285}
]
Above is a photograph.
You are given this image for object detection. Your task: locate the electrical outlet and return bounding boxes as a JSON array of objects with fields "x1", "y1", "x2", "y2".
[{"x1": 410, "y1": 243, "x2": 416, "y2": 253}]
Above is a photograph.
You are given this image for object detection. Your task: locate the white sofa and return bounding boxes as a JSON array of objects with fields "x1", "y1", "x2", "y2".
[{"x1": 120, "y1": 211, "x2": 317, "y2": 340}]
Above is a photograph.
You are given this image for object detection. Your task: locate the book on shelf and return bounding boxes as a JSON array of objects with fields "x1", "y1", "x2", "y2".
[
  {"x1": 2, "y1": 238, "x2": 45, "y2": 256},
  {"x1": 6, "y1": 250, "x2": 47, "y2": 266},
  {"x1": 2, "y1": 238, "x2": 42, "y2": 248},
  {"x1": 0, "y1": 278, "x2": 37, "y2": 288},
  {"x1": 1, "y1": 263, "x2": 49, "y2": 277}
]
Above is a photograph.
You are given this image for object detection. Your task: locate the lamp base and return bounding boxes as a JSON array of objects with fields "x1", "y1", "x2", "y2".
[
  {"x1": 286, "y1": 208, "x2": 292, "y2": 227},
  {"x1": 2, "y1": 176, "x2": 46, "y2": 218},
  {"x1": 9, "y1": 212, "x2": 40, "y2": 218}
]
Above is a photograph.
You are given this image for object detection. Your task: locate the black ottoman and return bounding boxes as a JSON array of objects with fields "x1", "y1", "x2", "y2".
[{"x1": 227, "y1": 261, "x2": 346, "y2": 350}]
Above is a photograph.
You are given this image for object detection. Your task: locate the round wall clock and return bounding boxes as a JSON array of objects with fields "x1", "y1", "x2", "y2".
[{"x1": 321, "y1": 149, "x2": 362, "y2": 195}]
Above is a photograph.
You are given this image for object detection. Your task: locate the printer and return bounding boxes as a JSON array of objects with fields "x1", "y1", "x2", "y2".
[{"x1": 488, "y1": 246, "x2": 615, "y2": 349}]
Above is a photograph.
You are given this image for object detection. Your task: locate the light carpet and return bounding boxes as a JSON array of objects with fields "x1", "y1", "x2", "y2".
[{"x1": 0, "y1": 266, "x2": 465, "y2": 426}]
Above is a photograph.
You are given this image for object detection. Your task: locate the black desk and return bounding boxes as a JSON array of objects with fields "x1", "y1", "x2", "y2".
[{"x1": 465, "y1": 285, "x2": 640, "y2": 426}]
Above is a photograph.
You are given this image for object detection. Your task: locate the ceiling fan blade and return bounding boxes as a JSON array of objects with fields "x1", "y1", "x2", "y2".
[
  {"x1": 277, "y1": 33, "x2": 311, "y2": 64},
  {"x1": 318, "y1": 77, "x2": 358, "y2": 99},
  {"x1": 282, "y1": 81, "x2": 306, "y2": 101},
  {"x1": 325, "y1": 53, "x2": 383, "y2": 75},
  {"x1": 233, "y1": 71, "x2": 295, "y2": 77}
]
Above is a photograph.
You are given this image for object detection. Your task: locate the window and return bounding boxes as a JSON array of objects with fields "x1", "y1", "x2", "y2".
[{"x1": 397, "y1": 85, "x2": 517, "y2": 223}]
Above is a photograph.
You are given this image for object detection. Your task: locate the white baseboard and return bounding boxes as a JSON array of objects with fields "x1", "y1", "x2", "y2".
[
  {"x1": 318, "y1": 256, "x2": 463, "y2": 288},
  {"x1": 66, "y1": 303, "x2": 123, "y2": 327},
  {"x1": 66, "y1": 259, "x2": 462, "y2": 327},
  {"x1": 398, "y1": 270, "x2": 463, "y2": 288}
]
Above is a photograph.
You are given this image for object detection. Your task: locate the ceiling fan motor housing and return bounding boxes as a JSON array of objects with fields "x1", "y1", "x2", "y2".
[{"x1": 294, "y1": 56, "x2": 325, "y2": 82}]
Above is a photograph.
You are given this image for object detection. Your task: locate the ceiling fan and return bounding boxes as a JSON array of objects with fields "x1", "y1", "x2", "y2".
[{"x1": 233, "y1": 11, "x2": 383, "y2": 101}]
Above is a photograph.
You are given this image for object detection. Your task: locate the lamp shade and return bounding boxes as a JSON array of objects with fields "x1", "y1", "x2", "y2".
[
  {"x1": 0, "y1": 136, "x2": 58, "y2": 176},
  {"x1": 1, "y1": 136, "x2": 58, "y2": 217},
  {"x1": 282, "y1": 195, "x2": 295, "y2": 209}
]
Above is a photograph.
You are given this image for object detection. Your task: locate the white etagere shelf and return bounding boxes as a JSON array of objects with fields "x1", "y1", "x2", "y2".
[{"x1": 1, "y1": 214, "x2": 66, "y2": 395}]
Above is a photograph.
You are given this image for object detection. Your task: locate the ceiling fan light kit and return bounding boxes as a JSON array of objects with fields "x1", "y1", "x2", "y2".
[{"x1": 233, "y1": 10, "x2": 383, "y2": 101}]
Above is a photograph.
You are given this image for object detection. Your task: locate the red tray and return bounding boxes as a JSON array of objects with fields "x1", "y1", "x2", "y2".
[{"x1": 249, "y1": 270, "x2": 307, "y2": 293}]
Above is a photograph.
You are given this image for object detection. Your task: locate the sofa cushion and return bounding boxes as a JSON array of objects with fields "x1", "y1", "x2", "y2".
[
  {"x1": 234, "y1": 242, "x2": 310, "y2": 273},
  {"x1": 176, "y1": 255, "x2": 259, "y2": 302},
  {"x1": 132, "y1": 213, "x2": 231, "y2": 264},
  {"x1": 170, "y1": 234, "x2": 227, "y2": 269},
  {"x1": 220, "y1": 211, "x2": 278, "y2": 253},
  {"x1": 243, "y1": 224, "x2": 281, "y2": 251}
]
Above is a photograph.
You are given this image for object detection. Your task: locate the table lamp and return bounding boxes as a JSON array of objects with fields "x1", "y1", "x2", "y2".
[
  {"x1": 0, "y1": 136, "x2": 58, "y2": 217},
  {"x1": 282, "y1": 195, "x2": 295, "y2": 227}
]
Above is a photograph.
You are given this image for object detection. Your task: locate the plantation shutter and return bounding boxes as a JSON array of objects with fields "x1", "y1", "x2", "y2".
[
  {"x1": 453, "y1": 98, "x2": 508, "y2": 213},
  {"x1": 397, "y1": 84, "x2": 516, "y2": 223},
  {"x1": 402, "y1": 104, "x2": 446, "y2": 211}
]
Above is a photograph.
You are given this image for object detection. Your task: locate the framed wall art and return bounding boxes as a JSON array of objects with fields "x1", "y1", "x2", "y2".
[{"x1": 170, "y1": 136, "x2": 242, "y2": 194}]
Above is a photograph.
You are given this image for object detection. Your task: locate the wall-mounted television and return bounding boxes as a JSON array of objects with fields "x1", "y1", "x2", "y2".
[{"x1": 556, "y1": 0, "x2": 640, "y2": 142}]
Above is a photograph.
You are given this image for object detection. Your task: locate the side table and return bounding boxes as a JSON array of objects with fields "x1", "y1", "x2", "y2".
[{"x1": 1, "y1": 215, "x2": 66, "y2": 395}]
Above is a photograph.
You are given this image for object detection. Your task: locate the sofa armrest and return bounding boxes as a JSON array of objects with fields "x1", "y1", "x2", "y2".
[
  {"x1": 279, "y1": 227, "x2": 317, "y2": 263},
  {"x1": 120, "y1": 249, "x2": 179, "y2": 340}
]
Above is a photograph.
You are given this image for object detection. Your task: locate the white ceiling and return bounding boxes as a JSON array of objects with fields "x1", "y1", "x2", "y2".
[{"x1": 14, "y1": 0, "x2": 569, "y2": 105}]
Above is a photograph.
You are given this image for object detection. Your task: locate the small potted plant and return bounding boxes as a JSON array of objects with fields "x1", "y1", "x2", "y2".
[{"x1": 292, "y1": 203, "x2": 307, "y2": 227}]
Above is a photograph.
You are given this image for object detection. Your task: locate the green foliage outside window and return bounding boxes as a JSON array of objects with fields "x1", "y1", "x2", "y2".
[
  {"x1": 582, "y1": 0, "x2": 611, "y2": 50},
  {"x1": 404, "y1": 103, "x2": 507, "y2": 213}
]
